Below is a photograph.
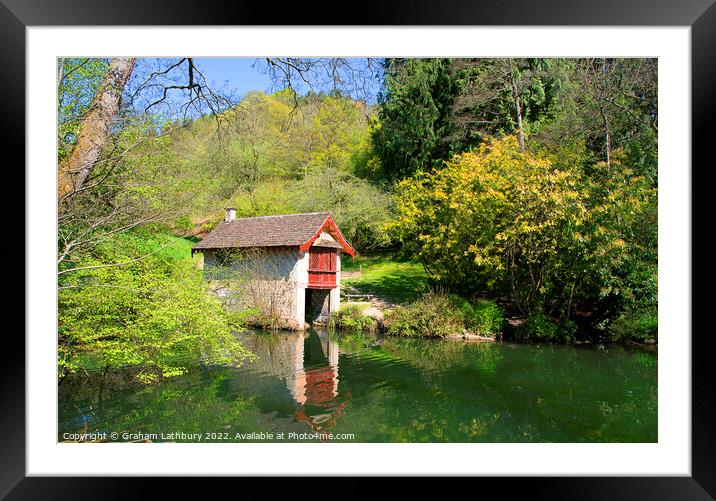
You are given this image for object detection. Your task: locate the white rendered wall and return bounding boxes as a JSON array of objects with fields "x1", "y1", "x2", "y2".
[
  {"x1": 293, "y1": 251, "x2": 309, "y2": 328},
  {"x1": 294, "y1": 250, "x2": 309, "y2": 286},
  {"x1": 330, "y1": 252, "x2": 341, "y2": 313},
  {"x1": 200, "y1": 247, "x2": 305, "y2": 329},
  {"x1": 202, "y1": 249, "x2": 216, "y2": 268},
  {"x1": 193, "y1": 251, "x2": 205, "y2": 269}
]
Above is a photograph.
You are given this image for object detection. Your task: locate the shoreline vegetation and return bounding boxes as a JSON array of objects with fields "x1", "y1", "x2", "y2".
[
  {"x1": 58, "y1": 57, "x2": 657, "y2": 384},
  {"x1": 333, "y1": 253, "x2": 657, "y2": 346}
]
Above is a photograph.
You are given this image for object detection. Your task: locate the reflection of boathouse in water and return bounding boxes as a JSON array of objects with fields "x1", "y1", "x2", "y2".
[{"x1": 238, "y1": 330, "x2": 350, "y2": 435}]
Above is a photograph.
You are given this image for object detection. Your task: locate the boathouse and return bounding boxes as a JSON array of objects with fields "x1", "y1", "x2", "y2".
[{"x1": 192, "y1": 210, "x2": 356, "y2": 329}]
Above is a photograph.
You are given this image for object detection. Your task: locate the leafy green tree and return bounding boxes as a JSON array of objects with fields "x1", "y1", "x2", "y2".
[
  {"x1": 451, "y1": 58, "x2": 567, "y2": 151},
  {"x1": 372, "y1": 58, "x2": 462, "y2": 180},
  {"x1": 57, "y1": 58, "x2": 111, "y2": 163},
  {"x1": 162, "y1": 90, "x2": 389, "y2": 251},
  {"x1": 372, "y1": 58, "x2": 568, "y2": 180},
  {"x1": 58, "y1": 58, "x2": 136, "y2": 203},
  {"x1": 390, "y1": 136, "x2": 655, "y2": 322},
  {"x1": 573, "y1": 150, "x2": 657, "y2": 325},
  {"x1": 58, "y1": 231, "x2": 252, "y2": 383},
  {"x1": 532, "y1": 58, "x2": 658, "y2": 186},
  {"x1": 285, "y1": 168, "x2": 395, "y2": 250},
  {"x1": 166, "y1": 91, "x2": 376, "y2": 219}
]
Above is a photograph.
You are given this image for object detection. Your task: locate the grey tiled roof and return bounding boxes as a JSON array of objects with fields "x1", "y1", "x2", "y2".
[{"x1": 192, "y1": 212, "x2": 338, "y2": 250}]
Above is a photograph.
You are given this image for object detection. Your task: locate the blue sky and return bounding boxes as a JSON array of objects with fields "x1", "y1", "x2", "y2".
[
  {"x1": 125, "y1": 57, "x2": 382, "y2": 119},
  {"x1": 192, "y1": 58, "x2": 276, "y2": 99},
  {"x1": 191, "y1": 57, "x2": 382, "y2": 103}
]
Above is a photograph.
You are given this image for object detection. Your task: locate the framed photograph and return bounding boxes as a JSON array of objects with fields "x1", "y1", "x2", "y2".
[{"x1": 4, "y1": 0, "x2": 715, "y2": 496}]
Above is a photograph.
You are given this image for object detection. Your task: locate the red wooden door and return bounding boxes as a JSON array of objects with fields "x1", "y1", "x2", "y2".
[{"x1": 308, "y1": 248, "x2": 337, "y2": 288}]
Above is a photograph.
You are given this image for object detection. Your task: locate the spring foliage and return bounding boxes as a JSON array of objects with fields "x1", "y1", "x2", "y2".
[
  {"x1": 58, "y1": 232, "x2": 252, "y2": 383},
  {"x1": 390, "y1": 136, "x2": 656, "y2": 321},
  {"x1": 328, "y1": 305, "x2": 377, "y2": 332},
  {"x1": 383, "y1": 292, "x2": 504, "y2": 338}
]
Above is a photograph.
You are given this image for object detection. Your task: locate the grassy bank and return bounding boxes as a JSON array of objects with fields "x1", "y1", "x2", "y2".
[
  {"x1": 383, "y1": 292, "x2": 504, "y2": 339},
  {"x1": 338, "y1": 254, "x2": 656, "y2": 344},
  {"x1": 341, "y1": 253, "x2": 428, "y2": 304}
]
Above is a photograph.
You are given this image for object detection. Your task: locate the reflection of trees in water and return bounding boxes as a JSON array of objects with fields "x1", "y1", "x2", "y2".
[
  {"x1": 58, "y1": 367, "x2": 258, "y2": 440},
  {"x1": 329, "y1": 335, "x2": 657, "y2": 442},
  {"x1": 380, "y1": 337, "x2": 504, "y2": 378},
  {"x1": 59, "y1": 332, "x2": 657, "y2": 443}
]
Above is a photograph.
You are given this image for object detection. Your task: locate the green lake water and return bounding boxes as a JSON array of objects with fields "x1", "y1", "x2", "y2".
[{"x1": 58, "y1": 329, "x2": 657, "y2": 443}]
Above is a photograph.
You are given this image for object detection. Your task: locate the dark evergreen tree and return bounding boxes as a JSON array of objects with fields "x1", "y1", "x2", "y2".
[{"x1": 372, "y1": 58, "x2": 463, "y2": 180}]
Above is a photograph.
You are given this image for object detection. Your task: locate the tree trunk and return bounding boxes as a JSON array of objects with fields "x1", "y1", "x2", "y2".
[
  {"x1": 57, "y1": 58, "x2": 65, "y2": 85},
  {"x1": 565, "y1": 278, "x2": 577, "y2": 321},
  {"x1": 600, "y1": 59, "x2": 611, "y2": 170},
  {"x1": 602, "y1": 109, "x2": 611, "y2": 170},
  {"x1": 57, "y1": 57, "x2": 136, "y2": 205},
  {"x1": 507, "y1": 59, "x2": 526, "y2": 152}
]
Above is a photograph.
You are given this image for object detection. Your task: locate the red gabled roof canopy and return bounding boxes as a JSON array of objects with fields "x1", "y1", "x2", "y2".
[{"x1": 299, "y1": 215, "x2": 356, "y2": 257}]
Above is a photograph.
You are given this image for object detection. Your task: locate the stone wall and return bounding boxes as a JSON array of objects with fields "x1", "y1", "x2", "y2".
[
  {"x1": 201, "y1": 247, "x2": 304, "y2": 329},
  {"x1": 197, "y1": 241, "x2": 344, "y2": 329}
]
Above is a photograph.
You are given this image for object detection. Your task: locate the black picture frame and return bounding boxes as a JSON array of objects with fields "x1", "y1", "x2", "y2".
[{"x1": 3, "y1": 0, "x2": 714, "y2": 497}]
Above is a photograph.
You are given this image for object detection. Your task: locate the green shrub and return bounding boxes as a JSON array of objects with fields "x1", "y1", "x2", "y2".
[
  {"x1": 515, "y1": 313, "x2": 579, "y2": 343},
  {"x1": 383, "y1": 292, "x2": 464, "y2": 338},
  {"x1": 515, "y1": 312, "x2": 560, "y2": 342},
  {"x1": 608, "y1": 307, "x2": 658, "y2": 342},
  {"x1": 383, "y1": 293, "x2": 505, "y2": 339},
  {"x1": 466, "y1": 299, "x2": 505, "y2": 336},
  {"x1": 328, "y1": 304, "x2": 377, "y2": 332},
  {"x1": 558, "y1": 318, "x2": 578, "y2": 344},
  {"x1": 58, "y1": 231, "x2": 252, "y2": 382},
  {"x1": 173, "y1": 215, "x2": 194, "y2": 232}
]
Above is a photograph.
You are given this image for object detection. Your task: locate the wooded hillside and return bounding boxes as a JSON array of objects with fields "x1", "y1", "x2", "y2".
[{"x1": 57, "y1": 57, "x2": 658, "y2": 381}]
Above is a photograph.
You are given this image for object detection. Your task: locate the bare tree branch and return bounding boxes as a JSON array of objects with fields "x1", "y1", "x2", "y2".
[{"x1": 58, "y1": 241, "x2": 176, "y2": 276}]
